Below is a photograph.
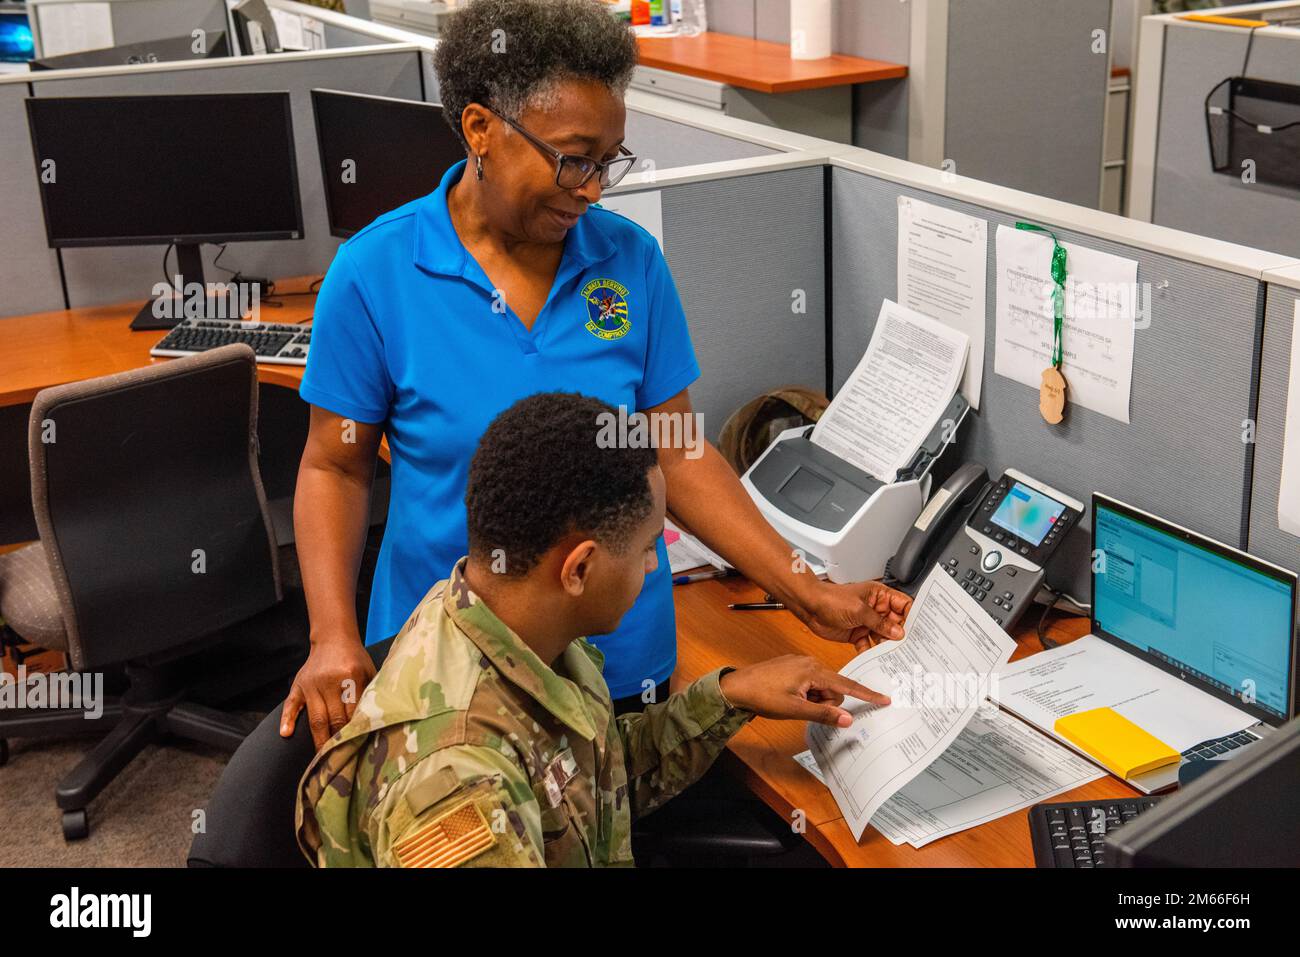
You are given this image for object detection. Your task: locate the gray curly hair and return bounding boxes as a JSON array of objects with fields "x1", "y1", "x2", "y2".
[{"x1": 433, "y1": 0, "x2": 639, "y2": 151}]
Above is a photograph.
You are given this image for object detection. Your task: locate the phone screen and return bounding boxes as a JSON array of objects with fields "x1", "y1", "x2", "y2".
[{"x1": 990, "y1": 482, "x2": 1066, "y2": 546}]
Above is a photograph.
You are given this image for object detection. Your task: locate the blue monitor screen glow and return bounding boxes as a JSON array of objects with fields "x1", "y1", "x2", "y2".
[
  {"x1": 0, "y1": 11, "x2": 34, "y2": 62},
  {"x1": 990, "y1": 481, "x2": 1066, "y2": 546},
  {"x1": 1093, "y1": 499, "x2": 1295, "y2": 723}
]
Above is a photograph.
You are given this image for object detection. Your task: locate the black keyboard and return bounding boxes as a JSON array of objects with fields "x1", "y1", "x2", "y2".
[
  {"x1": 1030, "y1": 728, "x2": 1262, "y2": 867},
  {"x1": 150, "y1": 318, "x2": 312, "y2": 365},
  {"x1": 1030, "y1": 797, "x2": 1162, "y2": 868}
]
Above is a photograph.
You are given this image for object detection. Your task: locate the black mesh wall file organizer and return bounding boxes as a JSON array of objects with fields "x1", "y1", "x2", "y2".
[{"x1": 1206, "y1": 75, "x2": 1300, "y2": 192}]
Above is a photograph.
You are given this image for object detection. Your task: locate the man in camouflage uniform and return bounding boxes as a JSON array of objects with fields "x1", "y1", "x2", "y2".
[{"x1": 295, "y1": 392, "x2": 903, "y2": 868}]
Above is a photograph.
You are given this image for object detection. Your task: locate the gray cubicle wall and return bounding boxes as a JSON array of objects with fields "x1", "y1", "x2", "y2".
[
  {"x1": 1152, "y1": 23, "x2": 1300, "y2": 258},
  {"x1": 1248, "y1": 281, "x2": 1300, "y2": 574},
  {"x1": 30, "y1": 0, "x2": 230, "y2": 56},
  {"x1": 943, "y1": 0, "x2": 1111, "y2": 209},
  {"x1": 0, "y1": 81, "x2": 65, "y2": 316},
  {"x1": 831, "y1": 164, "x2": 1263, "y2": 598},
  {"x1": 623, "y1": 110, "x2": 780, "y2": 170},
  {"x1": 22, "y1": 47, "x2": 424, "y2": 309},
  {"x1": 623, "y1": 161, "x2": 826, "y2": 439}
]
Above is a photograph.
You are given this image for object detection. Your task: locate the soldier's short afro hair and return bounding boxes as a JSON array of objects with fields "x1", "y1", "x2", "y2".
[
  {"x1": 465, "y1": 392, "x2": 660, "y2": 577},
  {"x1": 433, "y1": 0, "x2": 638, "y2": 150}
]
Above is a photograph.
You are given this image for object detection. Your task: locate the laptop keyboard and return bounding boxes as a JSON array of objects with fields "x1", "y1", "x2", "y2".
[{"x1": 1182, "y1": 728, "x2": 1261, "y2": 761}]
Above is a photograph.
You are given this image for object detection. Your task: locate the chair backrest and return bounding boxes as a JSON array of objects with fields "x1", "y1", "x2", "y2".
[
  {"x1": 28, "y1": 344, "x2": 281, "y2": 671},
  {"x1": 189, "y1": 635, "x2": 397, "y2": 868},
  {"x1": 189, "y1": 707, "x2": 315, "y2": 868}
]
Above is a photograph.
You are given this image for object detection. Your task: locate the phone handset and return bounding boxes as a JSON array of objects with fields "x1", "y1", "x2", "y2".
[{"x1": 885, "y1": 462, "x2": 990, "y2": 586}]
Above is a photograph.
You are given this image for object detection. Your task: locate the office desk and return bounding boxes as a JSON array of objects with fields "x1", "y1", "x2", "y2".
[
  {"x1": 671, "y1": 575, "x2": 1141, "y2": 867},
  {"x1": 4, "y1": 283, "x2": 1137, "y2": 865},
  {"x1": 0, "y1": 279, "x2": 318, "y2": 409},
  {"x1": 633, "y1": 32, "x2": 906, "y2": 144}
]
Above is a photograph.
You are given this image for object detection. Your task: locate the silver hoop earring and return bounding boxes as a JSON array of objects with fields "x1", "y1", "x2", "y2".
[{"x1": 475, "y1": 155, "x2": 484, "y2": 180}]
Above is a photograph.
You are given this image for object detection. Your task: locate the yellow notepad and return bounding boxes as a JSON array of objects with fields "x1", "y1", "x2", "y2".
[{"x1": 1054, "y1": 707, "x2": 1180, "y2": 779}]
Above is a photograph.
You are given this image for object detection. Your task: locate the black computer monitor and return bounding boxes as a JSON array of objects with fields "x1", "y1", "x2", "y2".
[
  {"x1": 1108, "y1": 715, "x2": 1300, "y2": 866},
  {"x1": 0, "y1": 4, "x2": 33, "y2": 63},
  {"x1": 25, "y1": 91, "x2": 303, "y2": 328},
  {"x1": 232, "y1": 0, "x2": 280, "y2": 55},
  {"x1": 27, "y1": 30, "x2": 230, "y2": 70},
  {"x1": 311, "y1": 88, "x2": 465, "y2": 239}
]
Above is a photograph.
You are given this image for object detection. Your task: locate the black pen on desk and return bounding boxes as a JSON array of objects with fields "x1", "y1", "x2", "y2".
[{"x1": 729, "y1": 601, "x2": 786, "y2": 611}]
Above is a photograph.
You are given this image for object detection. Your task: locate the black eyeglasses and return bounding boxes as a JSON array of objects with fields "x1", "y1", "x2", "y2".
[{"x1": 488, "y1": 107, "x2": 637, "y2": 190}]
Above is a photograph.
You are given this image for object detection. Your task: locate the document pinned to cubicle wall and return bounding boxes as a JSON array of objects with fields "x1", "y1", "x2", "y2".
[
  {"x1": 1277, "y1": 301, "x2": 1300, "y2": 538},
  {"x1": 596, "y1": 191, "x2": 665, "y2": 252},
  {"x1": 36, "y1": 1, "x2": 114, "y2": 58},
  {"x1": 807, "y1": 568, "x2": 1016, "y2": 841},
  {"x1": 795, "y1": 706, "x2": 1103, "y2": 848},
  {"x1": 812, "y1": 300, "x2": 968, "y2": 484},
  {"x1": 993, "y1": 225, "x2": 1138, "y2": 423},
  {"x1": 897, "y1": 197, "x2": 988, "y2": 408}
]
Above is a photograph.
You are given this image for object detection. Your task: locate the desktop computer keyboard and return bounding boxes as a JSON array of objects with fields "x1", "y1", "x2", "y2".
[
  {"x1": 1030, "y1": 797, "x2": 1163, "y2": 868},
  {"x1": 150, "y1": 318, "x2": 311, "y2": 365},
  {"x1": 1030, "y1": 729, "x2": 1262, "y2": 867}
]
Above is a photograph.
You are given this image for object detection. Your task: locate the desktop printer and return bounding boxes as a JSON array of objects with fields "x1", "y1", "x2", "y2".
[{"x1": 741, "y1": 393, "x2": 970, "y2": 584}]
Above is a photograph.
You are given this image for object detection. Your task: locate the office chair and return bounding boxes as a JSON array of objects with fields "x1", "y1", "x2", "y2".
[
  {"x1": 0, "y1": 344, "x2": 304, "y2": 840},
  {"x1": 190, "y1": 633, "x2": 817, "y2": 868},
  {"x1": 189, "y1": 634, "x2": 398, "y2": 868}
]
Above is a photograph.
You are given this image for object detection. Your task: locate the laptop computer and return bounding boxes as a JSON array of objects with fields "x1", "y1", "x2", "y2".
[{"x1": 1091, "y1": 495, "x2": 1297, "y2": 792}]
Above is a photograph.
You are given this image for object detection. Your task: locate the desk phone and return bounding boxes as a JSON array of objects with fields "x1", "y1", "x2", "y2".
[{"x1": 886, "y1": 465, "x2": 1085, "y2": 632}]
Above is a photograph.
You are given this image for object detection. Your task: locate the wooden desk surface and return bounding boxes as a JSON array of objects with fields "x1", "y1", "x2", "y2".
[
  {"x1": 0, "y1": 279, "x2": 317, "y2": 409},
  {"x1": 636, "y1": 32, "x2": 907, "y2": 95},
  {"x1": 671, "y1": 575, "x2": 1140, "y2": 867}
]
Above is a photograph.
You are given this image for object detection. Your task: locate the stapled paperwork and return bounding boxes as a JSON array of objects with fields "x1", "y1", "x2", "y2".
[
  {"x1": 796, "y1": 704, "x2": 1103, "y2": 848},
  {"x1": 808, "y1": 567, "x2": 1015, "y2": 840}
]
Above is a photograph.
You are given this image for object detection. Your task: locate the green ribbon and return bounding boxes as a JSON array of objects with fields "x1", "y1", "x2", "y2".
[{"x1": 1016, "y1": 222, "x2": 1067, "y2": 369}]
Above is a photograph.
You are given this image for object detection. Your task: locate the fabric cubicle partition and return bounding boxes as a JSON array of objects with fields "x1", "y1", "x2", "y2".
[
  {"x1": 1248, "y1": 272, "x2": 1300, "y2": 575},
  {"x1": 608, "y1": 156, "x2": 828, "y2": 442},
  {"x1": 27, "y1": 0, "x2": 229, "y2": 58},
  {"x1": 828, "y1": 154, "x2": 1280, "y2": 600}
]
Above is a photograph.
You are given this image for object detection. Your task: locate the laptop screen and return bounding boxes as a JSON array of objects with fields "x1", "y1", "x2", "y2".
[{"x1": 1092, "y1": 497, "x2": 1296, "y2": 724}]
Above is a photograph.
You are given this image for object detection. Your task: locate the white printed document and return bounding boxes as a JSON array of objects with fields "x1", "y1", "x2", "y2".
[
  {"x1": 807, "y1": 568, "x2": 1016, "y2": 840},
  {"x1": 994, "y1": 225, "x2": 1138, "y2": 423},
  {"x1": 1277, "y1": 301, "x2": 1300, "y2": 538},
  {"x1": 796, "y1": 706, "x2": 1103, "y2": 848},
  {"x1": 992, "y1": 635, "x2": 1257, "y2": 755},
  {"x1": 812, "y1": 300, "x2": 968, "y2": 484},
  {"x1": 897, "y1": 197, "x2": 988, "y2": 408}
]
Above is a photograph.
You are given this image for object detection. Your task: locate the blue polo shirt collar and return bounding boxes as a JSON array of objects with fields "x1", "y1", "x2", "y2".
[{"x1": 413, "y1": 160, "x2": 617, "y2": 284}]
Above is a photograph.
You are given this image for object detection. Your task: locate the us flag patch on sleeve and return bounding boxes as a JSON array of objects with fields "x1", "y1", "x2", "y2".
[{"x1": 393, "y1": 799, "x2": 497, "y2": 868}]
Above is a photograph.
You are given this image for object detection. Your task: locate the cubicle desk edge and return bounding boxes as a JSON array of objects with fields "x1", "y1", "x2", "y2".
[{"x1": 671, "y1": 576, "x2": 1142, "y2": 868}]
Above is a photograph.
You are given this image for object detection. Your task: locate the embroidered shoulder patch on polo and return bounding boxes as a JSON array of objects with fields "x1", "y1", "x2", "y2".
[{"x1": 393, "y1": 798, "x2": 496, "y2": 868}]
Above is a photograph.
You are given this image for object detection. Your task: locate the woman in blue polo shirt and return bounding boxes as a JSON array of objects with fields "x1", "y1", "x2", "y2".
[{"x1": 281, "y1": 0, "x2": 911, "y2": 747}]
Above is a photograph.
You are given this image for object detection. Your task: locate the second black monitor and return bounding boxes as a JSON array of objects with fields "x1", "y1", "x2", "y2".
[{"x1": 311, "y1": 89, "x2": 464, "y2": 239}]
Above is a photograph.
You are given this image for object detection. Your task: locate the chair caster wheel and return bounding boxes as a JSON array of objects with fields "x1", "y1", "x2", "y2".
[
  {"x1": 62, "y1": 809, "x2": 89, "y2": 841},
  {"x1": 0, "y1": 739, "x2": 8, "y2": 767}
]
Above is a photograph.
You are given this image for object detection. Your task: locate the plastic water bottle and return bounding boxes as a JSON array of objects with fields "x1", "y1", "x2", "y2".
[{"x1": 678, "y1": 0, "x2": 707, "y2": 36}]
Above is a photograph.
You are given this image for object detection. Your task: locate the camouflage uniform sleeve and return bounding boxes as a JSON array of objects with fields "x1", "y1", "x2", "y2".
[
  {"x1": 369, "y1": 745, "x2": 545, "y2": 868},
  {"x1": 616, "y1": 667, "x2": 753, "y2": 819}
]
